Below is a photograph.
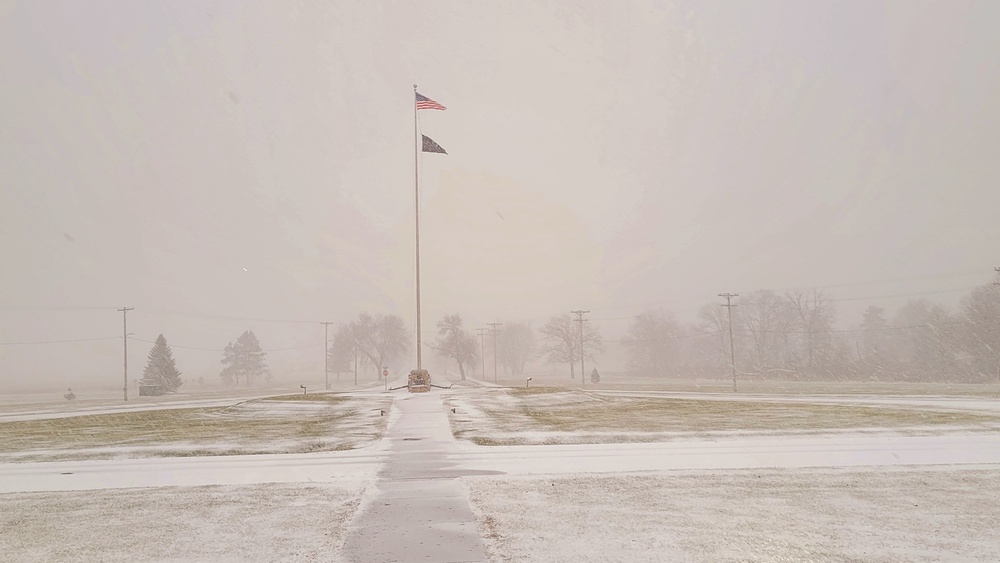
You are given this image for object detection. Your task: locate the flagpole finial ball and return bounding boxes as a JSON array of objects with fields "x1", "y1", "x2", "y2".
[{"x1": 413, "y1": 84, "x2": 418, "y2": 89}]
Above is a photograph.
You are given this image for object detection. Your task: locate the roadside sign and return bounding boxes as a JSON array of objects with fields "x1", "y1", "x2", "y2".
[{"x1": 383, "y1": 369, "x2": 389, "y2": 377}]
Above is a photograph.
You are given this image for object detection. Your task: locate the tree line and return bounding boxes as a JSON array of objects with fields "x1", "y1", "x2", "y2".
[
  {"x1": 142, "y1": 279, "x2": 999, "y2": 391},
  {"x1": 324, "y1": 312, "x2": 607, "y2": 382},
  {"x1": 622, "y1": 282, "x2": 1000, "y2": 383},
  {"x1": 357, "y1": 280, "x2": 997, "y2": 385}
]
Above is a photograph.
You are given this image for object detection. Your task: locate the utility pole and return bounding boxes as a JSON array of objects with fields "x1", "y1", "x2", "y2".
[
  {"x1": 991, "y1": 267, "x2": 1000, "y2": 396},
  {"x1": 719, "y1": 293, "x2": 739, "y2": 392},
  {"x1": 321, "y1": 322, "x2": 333, "y2": 390},
  {"x1": 476, "y1": 328, "x2": 488, "y2": 379},
  {"x1": 571, "y1": 310, "x2": 590, "y2": 388},
  {"x1": 487, "y1": 322, "x2": 503, "y2": 384},
  {"x1": 118, "y1": 307, "x2": 133, "y2": 401}
]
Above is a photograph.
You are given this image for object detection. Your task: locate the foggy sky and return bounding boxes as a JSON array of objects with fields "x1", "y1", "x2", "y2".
[{"x1": 3, "y1": 0, "x2": 1000, "y2": 390}]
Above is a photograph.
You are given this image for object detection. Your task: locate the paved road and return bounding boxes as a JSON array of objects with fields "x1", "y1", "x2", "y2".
[
  {"x1": 589, "y1": 389, "x2": 1000, "y2": 414},
  {"x1": 0, "y1": 384, "x2": 397, "y2": 423},
  {"x1": 448, "y1": 433, "x2": 1000, "y2": 475},
  {"x1": 7, "y1": 427, "x2": 1000, "y2": 494},
  {"x1": 343, "y1": 392, "x2": 490, "y2": 563},
  {"x1": 0, "y1": 449, "x2": 382, "y2": 493}
]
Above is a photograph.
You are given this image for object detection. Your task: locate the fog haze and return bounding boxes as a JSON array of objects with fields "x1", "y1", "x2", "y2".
[{"x1": 3, "y1": 0, "x2": 1000, "y2": 391}]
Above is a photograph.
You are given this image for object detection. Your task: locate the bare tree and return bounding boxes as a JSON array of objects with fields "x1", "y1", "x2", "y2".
[
  {"x1": 350, "y1": 312, "x2": 410, "y2": 378},
  {"x1": 961, "y1": 283, "x2": 1000, "y2": 383},
  {"x1": 695, "y1": 302, "x2": 734, "y2": 375},
  {"x1": 857, "y1": 305, "x2": 893, "y2": 378},
  {"x1": 498, "y1": 321, "x2": 535, "y2": 375},
  {"x1": 741, "y1": 290, "x2": 795, "y2": 375},
  {"x1": 327, "y1": 325, "x2": 355, "y2": 381},
  {"x1": 785, "y1": 289, "x2": 836, "y2": 375},
  {"x1": 540, "y1": 314, "x2": 604, "y2": 378},
  {"x1": 430, "y1": 314, "x2": 478, "y2": 380},
  {"x1": 622, "y1": 309, "x2": 680, "y2": 376},
  {"x1": 892, "y1": 300, "x2": 961, "y2": 382}
]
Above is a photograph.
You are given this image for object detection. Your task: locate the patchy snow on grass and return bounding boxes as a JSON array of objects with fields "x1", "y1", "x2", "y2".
[
  {"x1": 0, "y1": 482, "x2": 363, "y2": 562},
  {"x1": 0, "y1": 395, "x2": 393, "y2": 462},
  {"x1": 466, "y1": 466, "x2": 1000, "y2": 563},
  {"x1": 445, "y1": 388, "x2": 1000, "y2": 446}
]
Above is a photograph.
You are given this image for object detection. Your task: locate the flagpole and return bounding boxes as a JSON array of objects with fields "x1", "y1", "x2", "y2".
[{"x1": 413, "y1": 84, "x2": 422, "y2": 370}]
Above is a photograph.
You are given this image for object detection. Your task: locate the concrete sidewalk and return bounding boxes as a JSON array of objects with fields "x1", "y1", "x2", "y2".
[{"x1": 343, "y1": 392, "x2": 492, "y2": 562}]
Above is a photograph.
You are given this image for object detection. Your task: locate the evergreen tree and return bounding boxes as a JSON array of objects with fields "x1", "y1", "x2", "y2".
[
  {"x1": 141, "y1": 334, "x2": 182, "y2": 392},
  {"x1": 220, "y1": 330, "x2": 270, "y2": 386}
]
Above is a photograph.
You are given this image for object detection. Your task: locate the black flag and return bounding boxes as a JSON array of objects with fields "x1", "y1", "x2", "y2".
[{"x1": 421, "y1": 135, "x2": 447, "y2": 154}]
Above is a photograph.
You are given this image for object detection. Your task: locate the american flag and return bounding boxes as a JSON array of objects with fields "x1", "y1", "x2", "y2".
[{"x1": 415, "y1": 92, "x2": 446, "y2": 111}]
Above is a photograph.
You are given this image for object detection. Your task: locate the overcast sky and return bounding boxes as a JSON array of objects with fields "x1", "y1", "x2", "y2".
[{"x1": 3, "y1": 0, "x2": 1000, "y2": 390}]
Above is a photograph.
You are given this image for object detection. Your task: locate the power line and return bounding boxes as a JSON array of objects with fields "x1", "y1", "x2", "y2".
[
  {"x1": 142, "y1": 308, "x2": 320, "y2": 324},
  {"x1": 592, "y1": 270, "x2": 992, "y2": 318},
  {"x1": 770, "y1": 269, "x2": 989, "y2": 293},
  {"x1": 0, "y1": 336, "x2": 121, "y2": 346},
  {"x1": 130, "y1": 337, "x2": 321, "y2": 353},
  {"x1": 605, "y1": 330, "x2": 722, "y2": 343},
  {"x1": 603, "y1": 320, "x2": 969, "y2": 344},
  {"x1": 739, "y1": 287, "x2": 976, "y2": 305},
  {"x1": 739, "y1": 320, "x2": 965, "y2": 335},
  {"x1": 0, "y1": 305, "x2": 118, "y2": 311}
]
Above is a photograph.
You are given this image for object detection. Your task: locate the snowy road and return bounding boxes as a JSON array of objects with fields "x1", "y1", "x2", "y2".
[
  {"x1": 0, "y1": 396, "x2": 271, "y2": 423},
  {"x1": 451, "y1": 433, "x2": 1000, "y2": 475},
  {"x1": 0, "y1": 448, "x2": 382, "y2": 493},
  {"x1": 4, "y1": 418, "x2": 1000, "y2": 493},
  {"x1": 590, "y1": 389, "x2": 1000, "y2": 414},
  {"x1": 0, "y1": 384, "x2": 395, "y2": 423}
]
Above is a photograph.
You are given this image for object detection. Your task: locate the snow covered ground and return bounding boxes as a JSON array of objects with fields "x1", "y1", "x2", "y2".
[
  {"x1": 445, "y1": 387, "x2": 1000, "y2": 446},
  {"x1": 467, "y1": 466, "x2": 1000, "y2": 562},
  {"x1": 0, "y1": 394, "x2": 392, "y2": 462},
  {"x1": 0, "y1": 383, "x2": 396, "y2": 423},
  {"x1": 1, "y1": 482, "x2": 364, "y2": 562},
  {"x1": 447, "y1": 387, "x2": 1000, "y2": 561},
  {"x1": 2, "y1": 385, "x2": 1000, "y2": 562}
]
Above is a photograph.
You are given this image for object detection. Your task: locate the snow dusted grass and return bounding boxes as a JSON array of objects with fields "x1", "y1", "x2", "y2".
[
  {"x1": 590, "y1": 377, "x2": 1000, "y2": 397},
  {"x1": 446, "y1": 388, "x2": 1000, "y2": 445},
  {"x1": 467, "y1": 467, "x2": 1000, "y2": 563},
  {"x1": 0, "y1": 394, "x2": 392, "y2": 462},
  {"x1": 485, "y1": 374, "x2": 1000, "y2": 397},
  {"x1": 0, "y1": 482, "x2": 362, "y2": 562}
]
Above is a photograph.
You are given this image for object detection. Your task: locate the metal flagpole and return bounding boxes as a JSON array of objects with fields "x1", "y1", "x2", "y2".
[{"x1": 414, "y1": 84, "x2": 422, "y2": 370}]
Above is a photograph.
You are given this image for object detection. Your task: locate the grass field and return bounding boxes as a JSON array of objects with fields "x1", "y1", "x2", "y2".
[
  {"x1": 481, "y1": 374, "x2": 1000, "y2": 397},
  {"x1": 1, "y1": 482, "x2": 362, "y2": 562},
  {"x1": 446, "y1": 388, "x2": 1000, "y2": 445},
  {"x1": 0, "y1": 394, "x2": 392, "y2": 462},
  {"x1": 467, "y1": 467, "x2": 1000, "y2": 562}
]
